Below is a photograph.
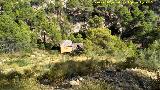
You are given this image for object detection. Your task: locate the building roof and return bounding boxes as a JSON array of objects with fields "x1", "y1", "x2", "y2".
[{"x1": 60, "y1": 40, "x2": 72, "y2": 47}]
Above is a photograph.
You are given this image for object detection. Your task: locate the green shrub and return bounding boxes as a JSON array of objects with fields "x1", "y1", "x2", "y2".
[
  {"x1": 116, "y1": 57, "x2": 138, "y2": 70},
  {"x1": 137, "y1": 40, "x2": 160, "y2": 70},
  {"x1": 37, "y1": 59, "x2": 110, "y2": 84},
  {"x1": 85, "y1": 28, "x2": 136, "y2": 61},
  {"x1": 0, "y1": 78, "x2": 41, "y2": 90},
  {"x1": 76, "y1": 79, "x2": 114, "y2": 90},
  {"x1": 88, "y1": 16, "x2": 105, "y2": 28},
  {"x1": 5, "y1": 70, "x2": 22, "y2": 80},
  {"x1": 0, "y1": 15, "x2": 32, "y2": 53}
]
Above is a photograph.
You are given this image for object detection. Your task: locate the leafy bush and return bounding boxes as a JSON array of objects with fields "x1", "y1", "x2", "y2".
[
  {"x1": 0, "y1": 78, "x2": 41, "y2": 90},
  {"x1": 137, "y1": 40, "x2": 160, "y2": 70},
  {"x1": 76, "y1": 79, "x2": 114, "y2": 90},
  {"x1": 84, "y1": 28, "x2": 136, "y2": 61},
  {"x1": 37, "y1": 59, "x2": 110, "y2": 84},
  {"x1": 5, "y1": 70, "x2": 22, "y2": 80},
  {"x1": 0, "y1": 15, "x2": 32, "y2": 53},
  {"x1": 116, "y1": 57, "x2": 138, "y2": 70},
  {"x1": 88, "y1": 16, "x2": 105, "y2": 28}
]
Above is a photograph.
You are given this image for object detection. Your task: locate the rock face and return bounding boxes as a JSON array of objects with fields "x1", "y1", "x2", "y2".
[
  {"x1": 72, "y1": 23, "x2": 81, "y2": 33},
  {"x1": 69, "y1": 79, "x2": 80, "y2": 86}
]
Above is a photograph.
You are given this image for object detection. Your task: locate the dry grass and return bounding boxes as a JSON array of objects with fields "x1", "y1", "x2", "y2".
[
  {"x1": 0, "y1": 49, "x2": 157, "y2": 77},
  {"x1": 0, "y1": 49, "x2": 159, "y2": 90},
  {"x1": 0, "y1": 49, "x2": 116, "y2": 77},
  {"x1": 126, "y1": 68, "x2": 158, "y2": 80}
]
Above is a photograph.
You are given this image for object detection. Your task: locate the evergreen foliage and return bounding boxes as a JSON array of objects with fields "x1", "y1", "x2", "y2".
[{"x1": 0, "y1": 0, "x2": 159, "y2": 73}]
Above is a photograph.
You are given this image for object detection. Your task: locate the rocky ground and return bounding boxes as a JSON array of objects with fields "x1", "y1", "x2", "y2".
[{"x1": 40, "y1": 67, "x2": 160, "y2": 90}]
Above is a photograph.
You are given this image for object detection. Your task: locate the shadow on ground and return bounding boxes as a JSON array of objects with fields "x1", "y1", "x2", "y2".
[{"x1": 37, "y1": 59, "x2": 160, "y2": 90}]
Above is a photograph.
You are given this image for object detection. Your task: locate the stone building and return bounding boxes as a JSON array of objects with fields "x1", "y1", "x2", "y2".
[{"x1": 60, "y1": 40, "x2": 83, "y2": 53}]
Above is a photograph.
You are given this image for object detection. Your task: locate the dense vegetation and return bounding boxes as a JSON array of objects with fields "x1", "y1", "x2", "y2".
[{"x1": 0, "y1": 0, "x2": 160, "y2": 90}]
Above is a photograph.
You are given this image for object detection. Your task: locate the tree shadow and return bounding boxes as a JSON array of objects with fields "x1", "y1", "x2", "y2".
[{"x1": 37, "y1": 59, "x2": 160, "y2": 90}]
